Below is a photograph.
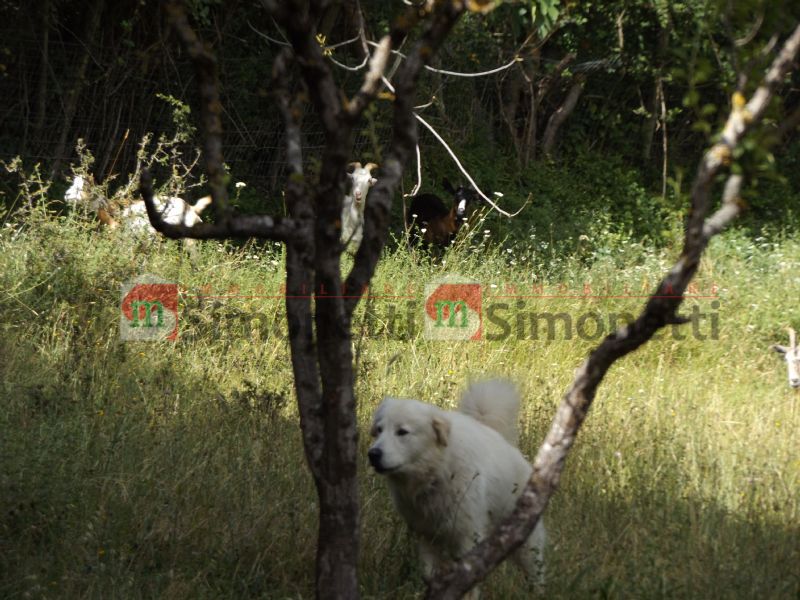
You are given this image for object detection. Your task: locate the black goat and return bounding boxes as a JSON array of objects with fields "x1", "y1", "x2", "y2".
[{"x1": 407, "y1": 179, "x2": 479, "y2": 247}]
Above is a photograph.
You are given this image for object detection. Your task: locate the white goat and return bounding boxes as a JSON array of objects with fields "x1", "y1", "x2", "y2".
[
  {"x1": 341, "y1": 162, "x2": 377, "y2": 253},
  {"x1": 772, "y1": 327, "x2": 800, "y2": 389},
  {"x1": 64, "y1": 174, "x2": 212, "y2": 236},
  {"x1": 64, "y1": 175, "x2": 117, "y2": 228}
]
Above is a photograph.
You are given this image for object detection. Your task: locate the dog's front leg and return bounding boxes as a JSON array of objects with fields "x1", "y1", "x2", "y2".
[
  {"x1": 418, "y1": 541, "x2": 439, "y2": 583},
  {"x1": 512, "y1": 521, "x2": 547, "y2": 593}
]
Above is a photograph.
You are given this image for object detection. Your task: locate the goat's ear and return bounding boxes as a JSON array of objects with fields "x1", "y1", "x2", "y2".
[
  {"x1": 772, "y1": 344, "x2": 789, "y2": 354},
  {"x1": 442, "y1": 178, "x2": 456, "y2": 194},
  {"x1": 431, "y1": 414, "x2": 450, "y2": 447}
]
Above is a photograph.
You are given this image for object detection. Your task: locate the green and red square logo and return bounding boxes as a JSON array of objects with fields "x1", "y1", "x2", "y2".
[
  {"x1": 423, "y1": 275, "x2": 482, "y2": 341},
  {"x1": 120, "y1": 274, "x2": 179, "y2": 341}
]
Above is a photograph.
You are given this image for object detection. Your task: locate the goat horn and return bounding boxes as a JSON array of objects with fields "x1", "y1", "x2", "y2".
[
  {"x1": 364, "y1": 162, "x2": 378, "y2": 172},
  {"x1": 348, "y1": 162, "x2": 362, "y2": 170},
  {"x1": 789, "y1": 327, "x2": 797, "y2": 351}
]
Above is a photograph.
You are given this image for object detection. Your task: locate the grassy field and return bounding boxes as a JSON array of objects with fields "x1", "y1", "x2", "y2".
[{"x1": 1, "y1": 208, "x2": 798, "y2": 599}]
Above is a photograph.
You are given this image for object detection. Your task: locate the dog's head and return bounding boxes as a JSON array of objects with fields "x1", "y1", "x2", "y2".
[{"x1": 367, "y1": 398, "x2": 450, "y2": 476}]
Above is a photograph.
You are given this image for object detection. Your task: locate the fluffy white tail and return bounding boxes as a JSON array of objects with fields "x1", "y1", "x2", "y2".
[{"x1": 459, "y1": 379, "x2": 521, "y2": 445}]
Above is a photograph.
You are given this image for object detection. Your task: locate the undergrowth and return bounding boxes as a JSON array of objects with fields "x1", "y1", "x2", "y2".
[{"x1": 0, "y1": 203, "x2": 798, "y2": 599}]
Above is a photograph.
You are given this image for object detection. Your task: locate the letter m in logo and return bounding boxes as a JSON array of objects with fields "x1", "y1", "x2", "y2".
[
  {"x1": 120, "y1": 275, "x2": 179, "y2": 341},
  {"x1": 424, "y1": 278, "x2": 482, "y2": 340},
  {"x1": 434, "y1": 300, "x2": 469, "y2": 328},
  {"x1": 130, "y1": 300, "x2": 165, "y2": 328}
]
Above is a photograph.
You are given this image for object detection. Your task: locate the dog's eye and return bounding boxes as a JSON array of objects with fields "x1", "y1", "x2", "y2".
[
  {"x1": 371, "y1": 426, "x2": 382, "y2": 437},
  {"x1": 396, "y1": 428, "x2": 409, "y2": 436}
]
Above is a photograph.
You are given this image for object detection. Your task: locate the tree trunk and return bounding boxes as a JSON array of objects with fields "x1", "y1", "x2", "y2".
[
  {"x1": 542, "y1": 74, "x2": 586, "y2": 157},
  {"x1": 498, "y1": 67, "x2": 523, "y2": 161},
  {"x1": 642, "y1": 21, "x2": 670, "y2": 161},
  {"x1": 310, "y1": 176, "x2": 360, "y2": 599},
  {"x1": 521, "y1": 59, "x2": 538, "y2": 166},
  {"x1": 533, "y1": 51, "x2": 575, "y2": 159},
  {"x1": 50, "y1": 0, "x2": 105, "y2": 178},
  {"x1": 149, "y1": 3, "x2": 468, "y2": 598},
  {"x1": 641, "y1": 80, "x2": 659, "y2": 161},
  {"x1": 33, "y1": 0, "x2": 50, "y2": 138}
]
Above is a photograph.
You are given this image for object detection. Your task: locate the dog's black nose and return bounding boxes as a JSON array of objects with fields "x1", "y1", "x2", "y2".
[{"x1": 367, "y1": 447, "x2": 382, "y2": 468}]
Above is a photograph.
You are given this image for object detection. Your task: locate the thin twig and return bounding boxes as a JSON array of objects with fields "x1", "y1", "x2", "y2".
[
  {"x1": 367, "y1": 39, "x2": 522, "y2": 77},
  {"x1": 415, "y1": 112, "x2": 524, "y2": 217},
  {"x1": 380, "y1": 75, "x2": 523, "y2": 217},
  {"x1": 247, "y1": 20, "x2": 291, "y2": 46}
]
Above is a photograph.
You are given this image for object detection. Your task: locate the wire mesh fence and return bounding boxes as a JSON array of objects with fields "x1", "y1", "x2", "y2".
[{"x1": 0, "y1": 10, "x2": 487, "y2": 203}]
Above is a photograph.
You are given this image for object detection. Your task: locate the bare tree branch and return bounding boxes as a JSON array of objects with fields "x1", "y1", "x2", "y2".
[
  {"x1": 542, "y1": 73, "x2": 586, "y2": 156},
  {"x1": 414, "y1": 111, "x2": 523, "y2": 217},
  {"x1": 346, "y1": 36, "x2": 392, "y2": 120},
  {"x1": 138, "y1": 170, "x2": 298, "y2": 240},
  {"x1": 425, "y1": 22, "x2": 800, "y2": 600},
  {"x1": 274, "y1": 49, "x2": 305, "y2": 178},
  {"x1": 381, "y1": 69, "x2": 520, "y2": 217},
  {"x1": 536, "y1": 51, "x2": 575, "y2": 100},
  {"x1": 164, "y1": 0, "x2": 230, "y2": 221},
  {"x1": 274, "y1": 1, "x2": 344, "y2": 138},
  {"x1": 343, "y1": 0, "x2": 467, "y2": 319},
  {"x1": 366, "y1": 39, "x2": 522, "y2": 77}
]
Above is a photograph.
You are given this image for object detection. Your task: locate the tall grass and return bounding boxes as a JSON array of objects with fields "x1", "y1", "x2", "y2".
[{"x1": 1, "y1": 208, "x2": 798, "y2": 599}]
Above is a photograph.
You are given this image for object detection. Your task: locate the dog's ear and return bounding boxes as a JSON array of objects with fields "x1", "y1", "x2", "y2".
[{"x1": 432, "y1": 415, "x2": 450, "y2": 447}]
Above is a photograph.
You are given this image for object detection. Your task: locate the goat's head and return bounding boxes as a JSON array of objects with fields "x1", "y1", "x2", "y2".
[
  {"x1": 442, "y1": 178, "x2": 479, "y2": 219},
  {"x1": 347, "y1": 162, "x2": 378, "y2": 207},
  {"x1": 772, "y1": 327, "x2": 800, "y2": 388}
]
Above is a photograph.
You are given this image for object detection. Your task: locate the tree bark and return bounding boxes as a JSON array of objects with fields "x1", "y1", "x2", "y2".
[
  {"x1": 531, "y1": 51, "x2": 575, "y2": 160},
  {"x1": 542, "y1": 73, "x2": 586, "y2": 156},
  {"x1": 642, "y1": 18, "x2": 671, "y2": 162},
  {"x1": 497, "y1": 65, "x2": 524, "y2": 162}
]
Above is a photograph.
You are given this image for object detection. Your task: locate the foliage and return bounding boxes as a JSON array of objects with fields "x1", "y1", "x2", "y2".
[
  {"x1": 2, "y1": 0, "x2": 798, "y2": 232},
  {"x1": 186, "y1": 0, "x2": 223, "y2": 28}
]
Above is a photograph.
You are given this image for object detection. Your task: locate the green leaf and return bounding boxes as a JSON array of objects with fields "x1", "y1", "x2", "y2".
[{"x1": 700, "y1": 104, "x2": 718, "y2": 117}]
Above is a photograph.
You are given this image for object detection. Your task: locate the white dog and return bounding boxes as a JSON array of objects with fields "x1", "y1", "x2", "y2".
[{"x1": 368, "y1": 380, "x2": 546, "y2": 597}]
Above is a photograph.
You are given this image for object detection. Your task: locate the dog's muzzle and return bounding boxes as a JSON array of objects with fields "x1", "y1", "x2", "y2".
[
  {"x1": 368, "y1": 447, "x2": 382, "y2": 468},
  {"x1": 369, "y1": 447, "x2": 399, "y2": 473}
]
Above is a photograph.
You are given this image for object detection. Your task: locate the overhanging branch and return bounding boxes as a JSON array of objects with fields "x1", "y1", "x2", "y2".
[
  {"x1": 346, "y1": 36, "x2": 392, "y2": 121},
  {"x1": 139, "y1": 170, "x2": 299, "y2": 241},
  {"x1": 425, "y1": 22, "x2": 800, "y2": 600}
]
